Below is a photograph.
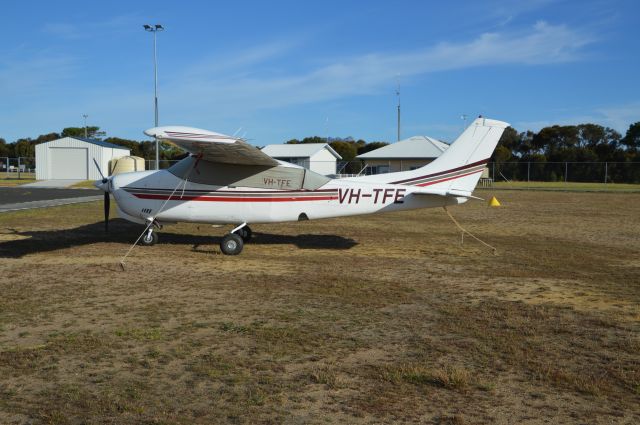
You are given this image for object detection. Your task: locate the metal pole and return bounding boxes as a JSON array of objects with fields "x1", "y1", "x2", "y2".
[
  {"x1": 153, "y1": 30, "x2": 159, "y2": 170},
  {"x1": 83, "y1": 114, "x2": 88, "y2": 138},
  {"x1": 527, "y1": 161, "x2": 530, "y2": 185},
  {"x1": 396, "y1": 78, "x2": 400, "y2": 142},
  {"x1": 17, "y1": 157, "x2": 21, "y2": 180},
  {"x1": 565, "y1": 162, "x2": 568, "y2": 184},
  {"x1": 604, "y1": 162, "x2": 608, "y2": 185}
]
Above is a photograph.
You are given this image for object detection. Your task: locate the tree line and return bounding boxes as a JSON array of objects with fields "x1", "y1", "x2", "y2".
[
  {"x1": 491, "y1": 122, "x2": 640, "y2": 182},
  {"x1": 1, "y1": 121, "x2": 638, "y2": 181}
]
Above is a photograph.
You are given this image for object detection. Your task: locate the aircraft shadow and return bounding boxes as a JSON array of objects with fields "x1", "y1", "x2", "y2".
[{"x1": 0, "y1": 219, "x2": 358, "y2": 259}]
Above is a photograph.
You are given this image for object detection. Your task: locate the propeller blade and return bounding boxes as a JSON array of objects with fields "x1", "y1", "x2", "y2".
[
  {"x1": 104, "y1": 191, "x2": 110, "y2": 232},
  {"x1": 93, "y1": 158, "x2": 106, "y2": 182}
]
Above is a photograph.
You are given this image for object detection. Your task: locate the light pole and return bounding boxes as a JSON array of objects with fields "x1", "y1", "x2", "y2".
[
  {"x1": 396, "y1": 77, "x2": 401, "y2": 142},
  {"x1": 82, "y1": 114, "x2": 88, "y2": 138},
  {"x1": 143, "y1": 24, "x2": 164, "y2": 170}
]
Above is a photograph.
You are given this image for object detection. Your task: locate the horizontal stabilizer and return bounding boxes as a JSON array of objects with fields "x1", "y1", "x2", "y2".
[{"x1": 410, "y1": 188, "x2": 484, "y2": 200}]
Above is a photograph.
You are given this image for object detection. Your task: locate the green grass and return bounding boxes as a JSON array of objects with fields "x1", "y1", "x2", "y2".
[
  {"x1": 0, "y1": 175, "x2": 36, "y2": 186},
  {"x1": 481, "y1": 180, "x2": 640, "y2": 192},
  {"x1": 69, "y1": 180, "x2": 99, "y2": 189}
]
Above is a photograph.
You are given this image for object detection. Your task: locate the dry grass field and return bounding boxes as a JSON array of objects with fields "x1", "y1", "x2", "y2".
[{"x1": 0, "y1": 190, "x2": 638, "y2": 424}]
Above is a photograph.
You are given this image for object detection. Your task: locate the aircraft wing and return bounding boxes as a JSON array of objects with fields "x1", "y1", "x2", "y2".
[
  {"x1": 144, "y1": 126, "x2": 279, "y2": 166},
  {"x1": 410, "y1": 188, "x2": 483, "y2": 200}
]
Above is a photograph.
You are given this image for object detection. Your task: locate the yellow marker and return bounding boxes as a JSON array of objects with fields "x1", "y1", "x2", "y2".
[{"x1": 488, "y1": 196, "x2": 501, "y2": 207}]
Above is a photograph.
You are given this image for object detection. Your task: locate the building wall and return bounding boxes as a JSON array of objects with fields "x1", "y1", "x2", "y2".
[
  {"x1": 309, "y1": 149, "x2": 337, "y2": 175},
  {"x1": 35, "y1": 137, "x2": 129, "y2": 180},
  {"x1": 362, "y1": 158, "x2": 434, "y2": 174}
]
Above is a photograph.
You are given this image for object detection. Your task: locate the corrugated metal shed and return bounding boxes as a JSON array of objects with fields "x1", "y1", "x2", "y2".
[
  {"x1": 357, "y1": 136, "x2": 449, "y2": 159},
  {"x1": 35, "y1": 137, "x2": 130, "y2": 180}
]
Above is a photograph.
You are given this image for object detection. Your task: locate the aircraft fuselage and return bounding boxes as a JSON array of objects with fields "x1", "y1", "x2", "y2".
[{"x1": 110, "y1": 169, "x2": 465, "y2": 226}]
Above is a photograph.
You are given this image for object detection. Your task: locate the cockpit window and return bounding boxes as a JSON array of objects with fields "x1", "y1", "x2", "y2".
[{"x1": 168, "y1": 156, "x2": 330, "y2": 190}]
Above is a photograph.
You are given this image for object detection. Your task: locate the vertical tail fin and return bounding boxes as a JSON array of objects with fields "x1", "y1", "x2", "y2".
[{"x1": 352, "y1": 117, "x2": 509, "y2": 193}]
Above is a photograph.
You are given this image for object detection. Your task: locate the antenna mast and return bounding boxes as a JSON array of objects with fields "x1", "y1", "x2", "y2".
[{"x1": 396, "y1": 77, "x2": 401, "y2": 142}]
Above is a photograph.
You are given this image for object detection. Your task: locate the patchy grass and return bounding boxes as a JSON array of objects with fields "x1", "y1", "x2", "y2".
[
  {"x1": 0, "y1": 191, "x2": 639, "y2": 423},
  {"x1": 69, "y1": 180, "x2": 99, "y2": 189},
  {"x1": 0, "y1": 177, "x2": 36, "y2": 186}
]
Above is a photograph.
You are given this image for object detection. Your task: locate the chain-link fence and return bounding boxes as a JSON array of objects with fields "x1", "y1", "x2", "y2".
[
  {"x1": 488, "y1": 161, "x2": 640, "y2": 186},
  {"x1": 1, "y1": 157, "x2": 36, "y2": 179}
]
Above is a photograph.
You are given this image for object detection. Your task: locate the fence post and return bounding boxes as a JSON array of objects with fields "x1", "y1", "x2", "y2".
[
  {"x1": 492, "y1": 162, "x2": 495, "y2": 182},
  {"x1": 565, "y1": 162, "x2": 568, "y2": 184},
  {"x1": 527, "y1": 161, "x2": 530, "y2": 184},
  {"x1": 604, "y1": 162, "x2": 608, "y2": 185},
  {"x1": 18, "y1": 157, "x2": 21, "y2": 180}
]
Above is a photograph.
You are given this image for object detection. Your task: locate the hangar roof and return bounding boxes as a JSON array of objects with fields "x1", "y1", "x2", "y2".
[
  {"x1": 261, "y1": 143, "x2": 342, "y2": 160},
  {"x1": 67, "y1": 137, "x2": 127, "y2": 149},
  {"x1": 357, "y1": 136, "x2": 449, "y2": 159},
  {"x1": 38, "y1": 136, "x2": 128, "y2": 150}
]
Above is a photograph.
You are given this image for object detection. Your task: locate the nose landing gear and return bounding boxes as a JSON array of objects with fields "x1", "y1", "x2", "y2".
[
  {"x1": 140, "y1": 220, "x2": 162, "y2": 246},
  {"x1": 140, "y1": 228, "x2": 158, "y2": 246}
]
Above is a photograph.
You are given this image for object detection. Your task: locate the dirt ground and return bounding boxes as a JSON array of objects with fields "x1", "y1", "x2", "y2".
[{"x1": 0, "y1": 190, "x2": 638, "y2": 424}]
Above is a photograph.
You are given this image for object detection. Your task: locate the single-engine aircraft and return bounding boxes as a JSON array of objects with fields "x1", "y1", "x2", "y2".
[{"x1": 95, "y1": 116, "x2": 508, "y2": 255}]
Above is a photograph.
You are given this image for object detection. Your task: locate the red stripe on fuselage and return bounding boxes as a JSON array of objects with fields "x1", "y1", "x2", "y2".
[
  {"x1": 391, "y1": 158, "x2": 489, "y2": 185},
  {"x1": 416, "y1": 169, "x2": 483, "y2": 186},
  {"x1": 133, "y1": 194, "x2": 337, "y2": 202}
]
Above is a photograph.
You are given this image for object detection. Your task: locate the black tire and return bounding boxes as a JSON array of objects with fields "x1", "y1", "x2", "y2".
[
  {"x1": 220, "y1": 233, "x2": 244, "y2": 255},
  {"x1": 140, "y1": 230, "x2": 158, "y2": 246},
  {"x1": 234, "y1": 225, "x2": 252, "y2": 242}
]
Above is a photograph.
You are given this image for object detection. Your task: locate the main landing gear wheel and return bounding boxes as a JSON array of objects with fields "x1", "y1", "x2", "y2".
[
  {"x1": 220, "y1": 233, "x2": 244, "y2": 255},
  {"x1": 140, "y1": 229, "x2": 158, "y2": 246},
  {"x1": 233, "y1": 225, "x2": 252, "y2": 242}
]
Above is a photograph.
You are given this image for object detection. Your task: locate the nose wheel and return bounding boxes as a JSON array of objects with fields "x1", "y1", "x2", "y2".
[{"x1": 140, "y1": 228, "x2": 158, "y2": 246}]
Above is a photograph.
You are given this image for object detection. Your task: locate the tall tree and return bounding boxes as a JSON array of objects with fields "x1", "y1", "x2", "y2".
[
  {"x1": 329, "y1": 141, "x2": 357, "y2": 161},
  {"x1": 34, "y1": 132, "x2": 61, "y2": 144},
  {"x1": 0, "y1": 138, "x2": 8, "y2": 157},
  {"x1": 61, "y1": 126, "x2": 104, "y2": 139},
  {"x1": 621, "y1": 122, "x2": 640, "y2": 151},
  {"x1": 13, "y1": 138, "x2": 35, "y2": 157},
  {"x1": 357, "y1": 141, "x2": 388, "y2": 155}
]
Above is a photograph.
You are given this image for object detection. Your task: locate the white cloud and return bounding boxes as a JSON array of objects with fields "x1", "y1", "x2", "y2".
[
  {"x1": 515, "y1": 102, "x2": 640, "y2": 133},
  {"x1": 0, "y1": 54, "x2": 76, "y2": 96},
  {"x1": 597, "y1": 103, "x2": 640, "y2": 132},
  {"x1": 41, "y1": 14, "x2": 141, "y2": 40},
  {"x1": 165, "y1": 21, "x2": 594, "y2": 114}
]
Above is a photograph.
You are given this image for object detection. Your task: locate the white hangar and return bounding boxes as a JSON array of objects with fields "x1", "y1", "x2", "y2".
[
  {"x1": 261, "y1": 143, "x2": 342, "y2": 176},
  {"x1": 35, "y1": 137, "x2": 130, "y2": 180}
]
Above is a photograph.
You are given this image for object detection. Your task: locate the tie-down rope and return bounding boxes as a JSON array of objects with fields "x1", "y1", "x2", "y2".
[{"x1": 443, "y1": 206, "x2": 497, "y2": 255}]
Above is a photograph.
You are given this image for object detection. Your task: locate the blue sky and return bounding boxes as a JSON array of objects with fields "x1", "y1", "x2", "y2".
[{"x1": 1, "y1": 0, "x2": 639, "y2": 145}]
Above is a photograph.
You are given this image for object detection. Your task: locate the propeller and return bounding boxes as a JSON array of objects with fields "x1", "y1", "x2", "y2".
[{"x1": 93, "y1": 159, "x2": 110, "y2": 232}]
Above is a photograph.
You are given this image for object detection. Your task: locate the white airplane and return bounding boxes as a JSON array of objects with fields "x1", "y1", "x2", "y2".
[{"x1": 95, "y1": 116, "x2": 508, "y2": 255}]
